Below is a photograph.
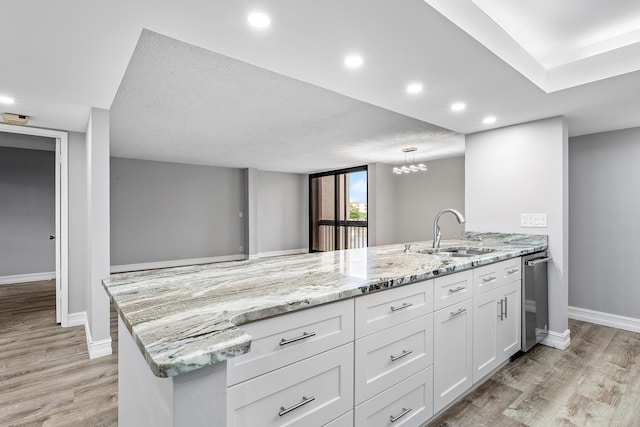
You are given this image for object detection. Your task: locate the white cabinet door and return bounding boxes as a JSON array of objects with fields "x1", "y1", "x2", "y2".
[
  {"x1": 433, "y1": 299, "x2": 473, "y2": 414},
  {"x1": 472, "y1": 288, "x2": 500, "y2": 383},
  {"x1": 497, "y1": 280, "x2": 521, "y2": 361}
]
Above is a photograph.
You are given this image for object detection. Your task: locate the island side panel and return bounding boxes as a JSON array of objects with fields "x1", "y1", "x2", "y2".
[
  {"x1": 119, "y1": 317, "x2": 174, "y2": 427},
  {"x1": 174, "y1": 359, "x2": 227, "y2": 425}
]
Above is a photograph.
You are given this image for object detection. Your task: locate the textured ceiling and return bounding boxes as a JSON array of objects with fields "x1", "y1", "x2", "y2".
[{"x1": 110, "y1": 30, "x2": 463, "y2": 173}]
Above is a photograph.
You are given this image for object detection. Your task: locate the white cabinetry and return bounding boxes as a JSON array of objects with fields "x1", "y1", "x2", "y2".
[
  {"x1": 472, "y1": 259, "x2": 522, "y2": 383},
  {"x1": 354, "y1": 280, "x2": 434, "y2": 426},
  {"x1": 432, "y1": 269, "x2": 473, "y2": 413},
  {"x1": 433, "y1": 297, "x2": 473, "y2": 413}
]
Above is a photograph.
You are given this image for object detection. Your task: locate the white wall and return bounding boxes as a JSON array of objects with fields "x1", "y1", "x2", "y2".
[
  {"x1": 569, "y1": 127, "x2": 640, "y2": 320},
  {"x1": 86, "y1": 108, "x2": 111, "y2": 349},
  {"x1": 256, "y1": 170, "x2": 306, "y2": 255},
  {"x1": 110, "y1": 158, "x2": 245, "y2": 265},
  {"x1": 68, "y1": 131, "x2": 88, "y2": 313},
  {"x1": 465, "y1": 117, "x2": 569, "y2": 337}
]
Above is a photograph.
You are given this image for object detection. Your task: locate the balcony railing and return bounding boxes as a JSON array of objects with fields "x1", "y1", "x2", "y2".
[{"x1": 315, "y1": 220, "x2": 367, "y2": 252}]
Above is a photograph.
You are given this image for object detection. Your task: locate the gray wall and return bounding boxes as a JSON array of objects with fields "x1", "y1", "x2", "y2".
[
  {"x1": 466, "y1": 117, "x2": 569, "y2": 336},
  {"x1": 393, "y1": 156, "x2": 465, "y2": 243},
  {"x1": 368, "y1": 158, "x2": 465, "y2": 246},
  {"x1": 256, "y1": 170, "x2": 306, "y2": 253},
  {"x1": 569, "y1": 127, "x2": 640, "y2": 319},
  {"x1": 0, "y1": 145, "x2": 56, "y2": 276},
  {"x1": 68, "y1": 131, "x2": 88, "y2": 313},
  {"x1": 110, "y1": 157, "x2": 245, "y2": 265}
]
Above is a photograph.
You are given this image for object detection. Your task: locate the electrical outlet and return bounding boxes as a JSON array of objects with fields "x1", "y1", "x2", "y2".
[
  {"x1": 521, "y1": 213, "x2": 547, "y2": 228},
  {"x1": 239, "y1": 245, "x2": 244, "y2": 253},
  {"x1": 239, "y1": 212, "x2": 243, "y2": 218}
]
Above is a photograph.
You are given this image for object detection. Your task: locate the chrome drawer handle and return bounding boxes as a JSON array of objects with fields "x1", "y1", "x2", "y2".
[
  {"x1": 279, "y1": 331, "x2": 316, "y2": 346},
  {"x1": 450, "y1": 308, "x2": 467, "y2": 318},
  {"x1": 507, "y1": 269, "x2": 519, "y2": 275},
  {"x1": 390, "y1": 349, "x2": 413, "y2": 362},
  {"x1": 390, "y1": 302, "x2": 413, "y2": 312},
  {"x1": 504, "y1": 296, "x2": 508, "y2": 319},
  {"x1": 279, "y1": 395, "x2": 315, "y2": 417},
  {"x1": 448, "y1": 286, "x2": 466, "y2": 294},
  {"x1": 482, "y1": 276, "x2": 496, "y2": 283},
  {"x1": 390, "y1": 407, "x2": 412, "y2": 423}
]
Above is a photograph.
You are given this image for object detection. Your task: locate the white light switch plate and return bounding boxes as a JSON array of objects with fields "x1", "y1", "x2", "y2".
[{"x1": 521, "y1": 213, "x2": 547, "y2": 228}]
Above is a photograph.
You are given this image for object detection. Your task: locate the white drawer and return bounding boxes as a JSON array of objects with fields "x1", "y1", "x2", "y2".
[
  {"x1": 325, "y1": 411, "x2": 353, "y2": 427},
  {"x1": 227, "y1": 299, "x2": 354, "y2": 386},
  {"x1": 473, "y1": 258, "x2": 521, "y2": 295},
  {"x1": 355, "y1": 314, "x2": 433, "y2": 404},
  {"x1": 433, "y1": 270, "x2": 472, "y2": 311},
  {"x1": 227, "y1": 343, "x2": 354, "y2": 427},
  {"x1": 355, "y1": 280, "x2": 433, "y2": 338},
  {"x1": 355, "y1": 366, "x2": 433, "y2": 427}
]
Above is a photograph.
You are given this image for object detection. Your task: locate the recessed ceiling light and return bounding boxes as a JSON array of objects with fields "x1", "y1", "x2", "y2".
[
  {"x1": 451, "y1": 102, "x2": 466, "y2": 111},
  {"x1": 483, "y1": 116, "x2": 497, "y2": 124},
  {"x1": 344, "y1": 55, "x2": 363, "y2": 68},
  {"x1": 247, "y1": 12, "x2": 271, "y2": 28},
  {"x1": 0, "y1": 95, "x2": 15, "y2": 104},
  {"x1": 406, "y1": 83, "x2": 423, "y2": 94}
]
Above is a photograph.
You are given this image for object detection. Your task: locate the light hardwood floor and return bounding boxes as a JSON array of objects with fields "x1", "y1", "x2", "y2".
[
  {"x1": 0, "y1": 280, "x2": 118, "y2": 426},
  {"x1": 2, "y1": 281, "x2": 640, "y2": 426}
]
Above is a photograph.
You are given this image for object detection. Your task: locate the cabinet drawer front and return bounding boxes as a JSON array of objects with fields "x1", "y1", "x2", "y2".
[
  {"x1": 355, "y1": 281, "x2": 433, "y2": 338},
  {"x1": 433, "y1": 270, "x2": 472, "y2": 311},
  {"x1": 227, "y1": 299, "x2": 354, "y2": 386},
  {"x1": 355, "y1": 314, "x2": 433, "y2": 404},
  {"x1": 325, "y1": 411, "x2": 353, "y2": 427},
  {"x1": 473, "y1": 258, "x2": 522, "y2": 295},
  {"x1": 500, "y1": 258, "x2": 521, "y2": 284},
  {"x1": 355, "y1": 366, "x2": 433, "y2": 427},
  {"x1": 227, "y1": 344, "x2": 354, "y2": 427}
]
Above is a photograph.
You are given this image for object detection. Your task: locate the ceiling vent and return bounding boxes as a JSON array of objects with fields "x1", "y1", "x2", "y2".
[{"x1": 2, "y1": 113, "x2": 29, "y2": 126}]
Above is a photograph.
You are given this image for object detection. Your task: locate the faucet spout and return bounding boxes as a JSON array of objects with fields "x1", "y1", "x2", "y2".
[{"x1": 432, "y1": 208, "x2": 466, "y2": 249}]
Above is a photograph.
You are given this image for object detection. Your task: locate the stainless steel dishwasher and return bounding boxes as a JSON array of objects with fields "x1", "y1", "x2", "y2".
[{"x1": 521, "y1": 251, "x2": 553, "y2": 352}]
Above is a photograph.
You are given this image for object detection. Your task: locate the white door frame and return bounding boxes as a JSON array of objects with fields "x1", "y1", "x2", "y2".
[{"x1": 0, "y1": 123, "x2": 69, "y2": 326}]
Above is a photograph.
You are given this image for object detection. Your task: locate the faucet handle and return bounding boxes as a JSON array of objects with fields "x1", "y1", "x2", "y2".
[{"x1": 404, "y1": 243, "x2": 412, "y2": 253}]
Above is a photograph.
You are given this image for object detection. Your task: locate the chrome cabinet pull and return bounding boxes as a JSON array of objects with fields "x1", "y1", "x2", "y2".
[
  {"x1": 498, "y1": 300, "x2": 504, "y2": 320},
  {"x1": 482, "y1": 276, "x2": 496, "y2": 283},
  {"x1": 448, "y1": 286, "x2": 466, "y2": 294},
  {"x1": 390, "y1": 407, "x2": 412, "y2": 423},
  {"x1": 390, "y1": 302, "x2": 413, "y2": 312},
  {"x1": 278, "y1": 395, "x2": 315, "y2": 416},
  {"x1": 450, "y1": 308, "x2": 467, "y2": 319},
  {"x1": 279, "y1": 331, "x2": 316, "y2": 346},
  {"x1": 390, "y1": 349, "x2": 413, "y2": 362},
  {"x1": 504, "y1": 296, "x2": 508, "y2": 319},
  {"x1": 507, "y1": 269, "x2": 519, "y2": 275}
]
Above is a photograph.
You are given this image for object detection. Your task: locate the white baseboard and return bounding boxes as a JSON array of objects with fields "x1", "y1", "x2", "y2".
[
  {"x1": 110, "y1": 254, "x2": 247, "y2": 274},
  {"x1": 569, "y1": 306, "x2": 640, "y2": 334},
  {"x1": 0, "y1": 271, "x2": 56, "y2": 285},
  {"x1": 541, "y1": 328, "x2": 571, "y2": 350},
  {"x1": 68, "y1": 310, "x2": 112, "y2": 359},
  {"x1": 257, "y1": 248, "x2": 308, "y2": 259}
]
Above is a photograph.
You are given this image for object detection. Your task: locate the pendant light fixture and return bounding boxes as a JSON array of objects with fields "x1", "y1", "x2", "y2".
[{"x1": 393, "y1": 147, "x2": 427, "y2": 175}]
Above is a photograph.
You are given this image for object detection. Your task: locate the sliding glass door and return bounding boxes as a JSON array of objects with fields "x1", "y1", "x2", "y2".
[{"x1": 309, "y1": 166, "x2": 367, "y2": 252}]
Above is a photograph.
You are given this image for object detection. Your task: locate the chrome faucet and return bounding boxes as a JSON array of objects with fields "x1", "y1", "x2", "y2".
[{"x1": 432, "y1": 208, "x2": 466, "y2": 248}]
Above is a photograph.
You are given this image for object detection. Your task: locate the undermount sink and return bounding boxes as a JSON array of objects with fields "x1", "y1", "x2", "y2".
[{"x1": 417, "y1": 247, "x2": 497, "y2": 258}]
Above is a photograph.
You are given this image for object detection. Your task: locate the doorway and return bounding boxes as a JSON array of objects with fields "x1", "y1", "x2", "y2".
[
  {"x1": 309, "y1": 166, "x2": 368, "y2": 252},
  {"x1": 0, "y1": 123, "x2": 69, "y2": 326}
]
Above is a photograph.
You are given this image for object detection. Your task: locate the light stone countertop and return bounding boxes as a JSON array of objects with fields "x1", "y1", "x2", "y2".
[{"x1": 102, "y1": 232, "x2": 547, "y2": 377}]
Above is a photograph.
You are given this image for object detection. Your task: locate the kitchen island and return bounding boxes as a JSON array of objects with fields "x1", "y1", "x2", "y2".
[{"x1": 103, "y1": 232, "x2": 547, "y2": 426}]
